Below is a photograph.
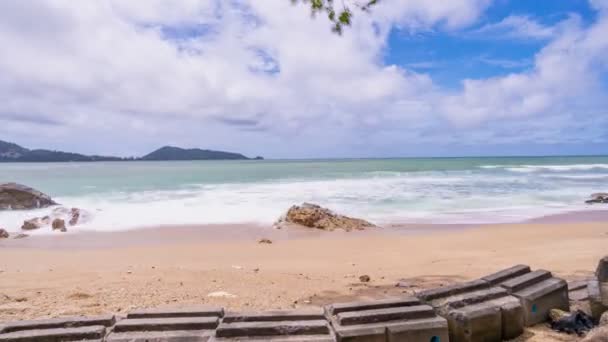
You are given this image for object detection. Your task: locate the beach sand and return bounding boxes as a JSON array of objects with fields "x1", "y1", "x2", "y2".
[{"x1": 1, "y1": 216, "x2": 607, "y2": 340}]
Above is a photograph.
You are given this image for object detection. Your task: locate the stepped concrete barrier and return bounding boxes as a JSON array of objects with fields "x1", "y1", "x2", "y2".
[
  {"x1": 325, "y1": 297, "x2": 448, "y2": 342},
  {"x1": 485, "y1": 267, "x2": 569, "y2": 326},
  {"x1": 417, "y1": 278, "x2": 523, "y2": 342},
  {"x1": 107, "y1": 306, "x2": 222, "y2": 342},
  {"x1": 2, "y1": 258, "x2": 606, "y2": 342},
  {"x1": 213, "y1": 309, "x2": 333, "y2": 341},
  {"x1": 0, "y1": 315, "x2": 115, "y2": 342}
]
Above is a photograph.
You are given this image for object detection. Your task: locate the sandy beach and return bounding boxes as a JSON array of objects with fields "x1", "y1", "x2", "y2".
[{"x1": 1, "y1": 214, "x2": 607, "y2": 327}]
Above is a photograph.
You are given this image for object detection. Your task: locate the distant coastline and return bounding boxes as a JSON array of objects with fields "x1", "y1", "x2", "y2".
[{"x1": 0, "y1": 139, "x2": 263, "y2": 162}]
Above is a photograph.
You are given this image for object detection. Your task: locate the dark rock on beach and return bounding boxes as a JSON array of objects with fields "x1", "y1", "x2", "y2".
[
  {"x1": 21, "y1": 218, "x2": 44, "y2": 230},
  {"x1": 0, "y1": 182, "x2": 58, "y2": 210},
  {"x1": 52, "y1": 218, "x2": 67, "y2": 232},
  {"x1": 275, "y1": 203, "x2": 376, "y2": 231},
  {"x1": 0, "y1": 228, "x2": 9, "y2": 239},
  {"x1": 586, "y1": 193, "x2": 608, "y2": 204}
]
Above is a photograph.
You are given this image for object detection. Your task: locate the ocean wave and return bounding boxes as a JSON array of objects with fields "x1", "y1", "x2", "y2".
[{"x1": 480, "y1": 164, "x2": 608, "y2": 172}]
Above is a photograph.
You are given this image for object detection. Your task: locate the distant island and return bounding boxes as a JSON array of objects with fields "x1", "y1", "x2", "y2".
[{"x1": 0, "y1": 140, "x2": 263, "y2": 162}]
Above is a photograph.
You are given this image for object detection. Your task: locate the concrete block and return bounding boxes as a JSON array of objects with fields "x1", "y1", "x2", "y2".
[
  {"x1": 113, "y1": 317, "x2": 219, "y2": 333},
  {"x1": 326, "y1": 298, "x2": 421, "y2": 315},
  {"x1": 127, "y1": 306, "x2": 224, "y2": 319},
  {"x1": 0, "y1": 315, "x2": 115, "y2": 334},
  {"x1": 417, "y1": 279, "x2": 489, "y2": 302},
  {"x1": 0, "y1": 325, "x2": 106, "y2": 342},
  {"x1": 597, "y1": 256, "x2": 608, "y2": 282},
  {"x1": 223, "y1": 309, "x2": 325, "y2": 323},
  {"x1": 512, "y1": 277, "x2": 569, "y2": 326},
  {"x1": 500, "y1": 269, "x2": 552, "y2": 293},
  {"x1": 447, "y1": 303, "x2": 502, "y2": 342},
  {"x1": 588, "y1": 279, "x2": 607, "y2": 320},
  {"x1": 215, "y1": 320, "x2": 330, "y2": 338},
  {"x1": 386, "y1": 316, "x2": 448, "y2": 342},
  {"x1": 481, "y1": 265, "x2": 531, "y2": 285},
  {"x1": 336, "y1": 305, "x2": 434, "y2": 326},
  {"x1": 107, "y1": 330, "x2": 212, "y2": 342},
  {"x1": 489, "y1": 296, "x2": 524, "y2": 340}
]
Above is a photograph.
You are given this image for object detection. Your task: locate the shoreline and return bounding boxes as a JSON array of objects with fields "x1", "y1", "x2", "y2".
[{"x1": 2, "y1": 208, "x2": 608, "y2": 249}]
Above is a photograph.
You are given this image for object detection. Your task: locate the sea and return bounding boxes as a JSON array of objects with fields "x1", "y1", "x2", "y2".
[{"x1": 1, "y1": 156, "x2": 608, "y2": 233}]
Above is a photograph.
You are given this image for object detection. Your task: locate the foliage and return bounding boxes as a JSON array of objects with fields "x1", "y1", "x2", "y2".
[{"x1": 292, "y1": 0, "x2": 379, "y2": 34}]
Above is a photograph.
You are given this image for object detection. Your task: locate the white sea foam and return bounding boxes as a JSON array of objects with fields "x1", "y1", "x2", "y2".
[
  {"x1": 1, "y1": 170, "x2": 601, "y2": 233},
  {"x1": 2, "y1": 160, "x2": 606, "y2": 234},
  {"x1": 480, "y1": 164, "x2": 608, "y2": 172}
]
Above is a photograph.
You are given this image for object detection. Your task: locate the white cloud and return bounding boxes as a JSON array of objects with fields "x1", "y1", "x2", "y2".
[
  {"x1": 471, "y1": 15, "x2": 557, "y2": 40},
  {"x1": 441, "y1": 9, "x2": 608, "y2": 134},
  {"x1": 0, "y1": 0, "x2": 606, "y2": 157}
]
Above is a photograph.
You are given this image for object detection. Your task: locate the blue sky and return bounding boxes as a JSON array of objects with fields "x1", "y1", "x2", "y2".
[
  {"x1": 386, "y1": 0, "x2": 597, "y2": 88},
  {"x1": 0, "y1": 0, "x2": 607, "y2": 158}
]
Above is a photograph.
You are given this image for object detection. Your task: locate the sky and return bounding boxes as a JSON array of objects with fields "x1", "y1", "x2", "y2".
[{"x1": 0, "y1": 0, "x2": 607, "y2": 159}]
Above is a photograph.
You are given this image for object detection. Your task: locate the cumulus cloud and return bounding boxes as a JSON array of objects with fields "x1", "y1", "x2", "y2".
[{"x1": 0, "y1": 0, "x2": 606, "y2": 157}]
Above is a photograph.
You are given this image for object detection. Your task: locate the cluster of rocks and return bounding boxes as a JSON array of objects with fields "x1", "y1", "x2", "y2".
[
  {"x1": 20, "y1": 207, "x2": 87, "y2": 232},
  {"x1": 586, "y1": 193, "x2": 608, "y2": 204},
  {"x1": 0, "y1": 182, "x2": 89, "y2": 239},
  {"x1": 275, "y1": 203, "x2": 376, "y2": 231}
]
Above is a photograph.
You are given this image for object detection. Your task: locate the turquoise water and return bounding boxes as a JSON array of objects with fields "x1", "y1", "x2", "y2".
[{"x1": 1, "y1": 156, "x2": 608, "y2": 232}]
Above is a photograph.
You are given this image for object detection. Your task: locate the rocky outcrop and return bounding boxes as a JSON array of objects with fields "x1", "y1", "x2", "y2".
[
  {"x1": 0, "y1": 183, "x2": 57, "y2": 210},
  {"x1": 0, "y1": 228, "x2": 8, "y2": 239},
  {"x1": 275, "y1": 203, "x2": 376, "y2": 231},
  {"x1": 586, "y1": 193, "x2": 608, "y2": 204},
  {"x1": 19, "y1": 208, "x2": 87, "y2": 232}
]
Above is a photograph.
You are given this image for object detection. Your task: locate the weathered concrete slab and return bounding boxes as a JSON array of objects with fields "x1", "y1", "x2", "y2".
[
  {"x1": 386, "y1": 317, "x2": 448, "y2": 342},
  {"x1": 439, "y1": 287, "x2": 509, "y2": 309},
  {"x1": 568, "y1": 280, "x2": 589, "y2": 292},
  {"x1": 500, "y1": 269, "x2": 552, "y2": 293},
  {"x1": 446, "y1": 303, "x2": 502, "y2": 342},
  {"x1": 107, "y1": 330, "x2": 212, "y2": 342},
  {"x1": 223, "y1": 309, "x2": 325, "y2": 323},
  {"x1": 326, "y1": 298, "x2": 421, "y2": 316},
  {"x1": 597, "y1": 256, "x2": 608, "y2": 282},
  {"x1": 336, "y1": 305, "x2": 434, "y2": 326},
  {"x1": 417, "y1": 279, "x2": 489, "y2": 302},
  {"x1": 0, "y1": 325, "x2": 106, "y2": 342},
  {"x1": 0, "y1": 315, "x2": 115, "y2": 334},
  {"x1": 113, "y1": 317, "x2": 219, "y2": 333},
  {"x1": 328, "y1": 297, "x2": 448, "y2": 342},
  {"x1": 215, "y1": 320, "x2": 330, "y2": 338},
  {"x1": 481, "y1": 264, "x2": 531, "y2": 286},
  {"x1": 512, "y1": 277, "x2": 569, "y2": 326},
  {"x1": 127, "y1": 306, "x2": 224, "y2": 319}
]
